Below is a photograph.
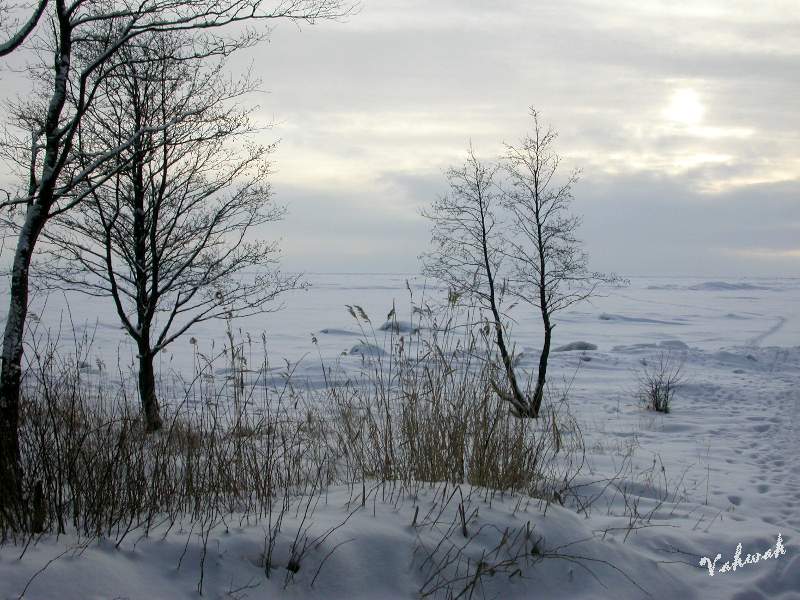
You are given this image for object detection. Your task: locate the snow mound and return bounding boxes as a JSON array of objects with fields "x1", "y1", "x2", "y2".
[
  {"x1": 708, "y1": 350, "x2": 760, "y2": 369},
  {"x1": 611, "y1": 343, "x2": 658, "y2": 353},
  {"x1": 611, "y1": 341, "x2": 688, "y2": 353},
  {"x1": 0, "y1": 484, "x2": 710, "y2": 600},
  {"x1": 689, "y1": 281, "x2": 770, "y2": 291},
  {"x1": 378, "y1": 319, "x2": 419, "y2": 334},
  {"x1": 554, "y1": 341, "x2": 597, "y2": 352},
  {"x1": 659, "y1": 340, "x2": 689, "y2": 350},
  {"x1": 320, "y1": 328, "x2": 361, "y2": 336},
  {"x1": 348, "y1": 342, "x2": 386, "y2": 357},
  {"x1": 599, "y1": 313, "x2": 684, "y2": 325}
]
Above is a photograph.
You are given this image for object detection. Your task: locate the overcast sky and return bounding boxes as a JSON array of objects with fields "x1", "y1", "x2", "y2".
[
  {"x1": 237, "y1": 0, "x2": 798, "y2": 276},
  {"x1": 4, "y1": 0, "x2": 799, "y2": 277}
]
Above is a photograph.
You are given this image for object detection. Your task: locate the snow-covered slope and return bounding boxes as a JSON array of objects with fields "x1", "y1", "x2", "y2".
[{"x1": 1, "y1": 275, "x2": 798, "y2": 599}]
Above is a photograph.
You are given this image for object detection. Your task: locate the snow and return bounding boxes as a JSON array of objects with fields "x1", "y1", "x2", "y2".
[
  {"x1": 319, "y1": 328, "x2": 361, "y2": 337},
  {"x1": 1, "y1": 274, "x2": 799, "y2": 599},
  {"x1": 378, "y1": 319, "x2": 420, "y2": 334},
  {"x1": 688, "y1": 281, "x2": 772, "y2": 291},
  {"x1": 347, "y1": 341, "x2": 386, "y2": 356},
  {"x1": 19, "y1": 274, "x2": 800, "y2": 376},
  {"x1": 598, "y1": 312, "x2": 686, "y2": 325},
  {"x1": 553, "y1": 341, "x2": 598, "y2": 352}
]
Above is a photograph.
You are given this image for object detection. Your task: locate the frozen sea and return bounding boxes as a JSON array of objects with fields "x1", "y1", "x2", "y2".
[{"x1": 13, "y1": 273, "x2": 799, "y2": 383}]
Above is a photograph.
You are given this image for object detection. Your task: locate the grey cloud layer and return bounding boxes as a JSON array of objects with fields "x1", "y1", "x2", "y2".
[{"x1": 3, "y1": 0, "x2": 798, "y2": 275}]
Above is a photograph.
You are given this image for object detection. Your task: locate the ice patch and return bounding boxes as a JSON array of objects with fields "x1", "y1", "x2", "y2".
[
  {"x1": 599, "y1": 313, "x2": 685, "y2": 325},
  {"x1": 689, "y1": 281, "x2": 770, "y2": 291},
  {"x1": 646, "y1": 284, "x2": 681, "y2": 290},
  {"x1": 611, "y1": 343, "x2": 658, "y2": 353},
  {"x1": 611, "y1": 340, "x2": 688, "y2": 353},
  {"x1": 553, "y1": 341, "x2": 597, "y2": 352}
]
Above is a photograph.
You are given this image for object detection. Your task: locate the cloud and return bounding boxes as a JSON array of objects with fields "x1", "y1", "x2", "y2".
[
  {"x1": 576, "y1": 175, "x2": 800, "y2": 275},
  {"x1": 2, "y1": 0, "x2": 798, "y2": 276},
  {"x1": 267, "y1": 164, "x2": 799, "y2": 276},
  {"x1": 725, "y1": 248, "x2": 800, "y2": 260}
]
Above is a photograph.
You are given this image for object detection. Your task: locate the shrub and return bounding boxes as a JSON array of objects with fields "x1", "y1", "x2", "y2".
[{"x1": 637, "y1": 352, "x2": 684, "y2": 413}]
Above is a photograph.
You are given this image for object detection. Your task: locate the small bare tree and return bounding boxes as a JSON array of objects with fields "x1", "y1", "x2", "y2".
[
  {"x1": 638, "y1": 352, "x2": 684, "y2": 413},
  {"x1": 422, "y1": 145, "x2": 528, "y2": 417},
  {"x1": 38, "y1": 34, "x2": 300, "y2": 431},
  {"x1": 501, "y1": 108, "x2": 619, "y2": 417}
]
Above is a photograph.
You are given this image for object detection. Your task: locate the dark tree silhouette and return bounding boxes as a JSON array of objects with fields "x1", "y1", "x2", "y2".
[
  {"x1": 0, "y1": 0, "x2": 48, "y2": 56},
  {"x1": 0, "y1": 0, "x2": 352, "y2": 529},
  {"x1": 38, "y1": 34, "x2": 300, "y2": 431},
  {"x1": 501, "y1": 108, "x2": 620, "y2": 416},
  {"x1": 422, "y1": 145, "x2": 528, "y2": 417}
]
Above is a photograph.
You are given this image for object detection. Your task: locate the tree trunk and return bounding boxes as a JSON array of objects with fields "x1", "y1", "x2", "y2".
[
  {"x1": 530, "y1": 201, "x2": 550, "y2": 419},
  {"x1": 1, "y1": 2, "x2": 74, "y2": 525},
  {"x1": 138, "y1": 349, "x2": 162, "y2": 432},
  {"x1": 531, "y1": 317, "x2": 552, "y2": 418},
  {"x1": 0, "y1": 205, "x2": 46, "y2": 523},
  {"x1": 476, "y1": 184, "x2": 528, "y2": 417},
  {"x1": 491, "y1": 317, "x2": 528, "y2": 416}
]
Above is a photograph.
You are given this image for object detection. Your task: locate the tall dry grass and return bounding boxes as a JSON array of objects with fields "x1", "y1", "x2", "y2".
[{"x1": 2, "y1": 304, "x2": 584, "y2": 580}]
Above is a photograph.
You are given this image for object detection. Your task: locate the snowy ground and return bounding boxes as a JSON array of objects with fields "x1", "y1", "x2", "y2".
[
  {"x1": 1, "y1": 274, "x2": 798, "y2": 599},
  {"x1": 20, "y1": 274, "x2": 800, "y2": 380}
]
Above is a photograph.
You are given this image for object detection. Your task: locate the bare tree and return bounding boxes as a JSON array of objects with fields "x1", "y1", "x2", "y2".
[
  {"x1": 501, "y1": 108, "x2": 619, "y2": 417},
  {"x1": 422, "y1": 145, "x2": 529, "y2": 417},
  {"x1": 0, "y1": 0, "x2": 49, "y2": 56},
  {"x1": 37, "y1": 34, "x2": 300, "y2": 431},
  {"x1": 0, "y1": 0, "x2": 353, "y2": 527}
]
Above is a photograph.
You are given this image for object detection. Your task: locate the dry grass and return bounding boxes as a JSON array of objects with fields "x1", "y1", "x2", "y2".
[{"x1": 1, "y1": 306, "x2": 586, "y2": 595}]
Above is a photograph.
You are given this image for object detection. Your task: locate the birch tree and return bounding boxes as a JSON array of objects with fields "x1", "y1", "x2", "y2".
[
  {"x1": 0, "y1": 0, "x2": 49, "y2": 56},
  {"x1": 0, "y1": 0, "x2": 352, "y2": 528},
  {"x1": 423, "y1": 114, "x2": 618, "y2": 420},
  {"x1": 38, "y1": 34, "x2": 300, "y2": 431},
  {"x1": 422, "y1": 146, "x2": 529, "y2": 417},
  {"x1": 502, "y1": 108, "x2": 618, "y2": 417}
]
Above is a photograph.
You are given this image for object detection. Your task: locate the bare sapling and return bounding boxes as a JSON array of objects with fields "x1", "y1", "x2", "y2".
[
  {"x1": 421, "y1": 146, "x2": 528, "y2": 417},
  {"x1": 501, "y1": 108, "x2": 622, "y2": 417}
]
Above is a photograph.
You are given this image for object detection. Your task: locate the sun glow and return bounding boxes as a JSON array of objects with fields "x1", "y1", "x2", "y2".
[{"x1": 664, "y1": 88, "x2": 706, "y2": 126}]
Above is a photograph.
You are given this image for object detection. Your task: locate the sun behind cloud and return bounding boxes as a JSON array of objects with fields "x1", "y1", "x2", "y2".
[{"x1": 664, "y1": 88, "x2": 706, "y2": 126}]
